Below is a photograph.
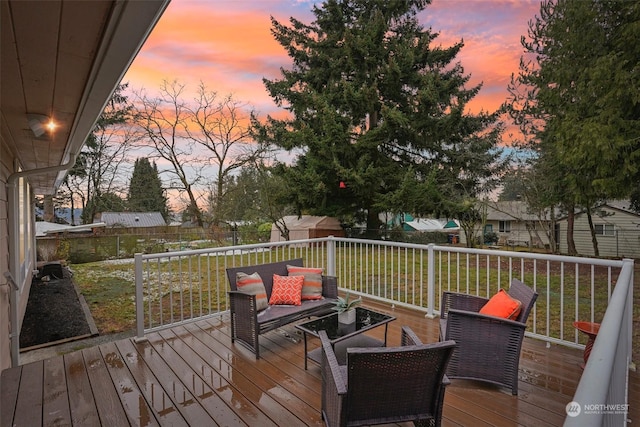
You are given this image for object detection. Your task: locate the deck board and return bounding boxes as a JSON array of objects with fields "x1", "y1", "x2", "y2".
[
  {"x1": 42, "y1": 356, "x2": 71, "y2": 426},
  {"x1": 82, "y1": 346, "x2": 131, "y2": 426},
  {"x1": 1, "y1": 362, "x2": 21, "y2": 425},
  {"x1": 64, "y1": 350, "x2": 100, "y2": 425},
  {"x1": 2, "y1": 302, "x2": 638, "y2": 427},
  {"x1": 13, "y1": 361, "x2": 43, "y2": 427},
  {"x1": 158, "y1": 326, "x2": 266, "y2": 426},
  {"x1": 98, "y1": 341, "x2": 160, "y2": 427}
]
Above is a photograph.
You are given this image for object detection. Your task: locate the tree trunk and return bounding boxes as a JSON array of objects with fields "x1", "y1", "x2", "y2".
[
  {"x1": 186, "y1": 185, "x2": 203, "y2": 227},
  {"x1": 459, "y1": 218, "x2": 477, "y2": 248},
  {"x1": 586, "y1": 206, "x2": 599, "y2": 257},
  {"x1": 547, "y1": 208, "x2": 557, "y2": 254},
  {"x1": 566, "y1": 208, "x2": 577, "y2": 256},
  {"x1": 43, "y1": 195, "x2": 55, "y2": 222},
  {"x1": 366, "y1": 208, "x2": 381, "y2": 238},
  {"x1": 70, "y1": 193, "x2": 76, "y2": 225}
]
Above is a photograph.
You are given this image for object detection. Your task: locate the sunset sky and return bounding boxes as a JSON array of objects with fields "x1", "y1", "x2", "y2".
[{"x1": 124, "y1": 0, "x2": 542, "y2": 123}]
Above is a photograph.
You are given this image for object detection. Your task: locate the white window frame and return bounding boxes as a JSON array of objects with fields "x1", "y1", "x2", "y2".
[
  {"x1": 595, "y1": 224, "x2": 615, "y2": 236},
  {"x1": 499, "y1": 220, "x2": 511, "y2": 233},
  {"x1": 16, "y1": 175, "x2": 34, "y2": 287}
]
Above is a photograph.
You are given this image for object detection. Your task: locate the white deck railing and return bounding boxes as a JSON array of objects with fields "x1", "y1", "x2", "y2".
[
  {"x1": 134, "y1": 236, "x2": 633, "y2": 423},
  {"x1": 563, "y1": 258, "x2": 634, "y2": 426}
]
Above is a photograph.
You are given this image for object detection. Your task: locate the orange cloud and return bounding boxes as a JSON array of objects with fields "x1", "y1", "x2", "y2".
[{"x1": 126, "y1": 0, "x2": 541, "y2": 145}]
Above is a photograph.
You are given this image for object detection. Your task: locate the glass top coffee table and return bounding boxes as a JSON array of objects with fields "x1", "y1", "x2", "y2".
[{"x1": 295, "y1": 306, "x2": 396, "y2": 369}]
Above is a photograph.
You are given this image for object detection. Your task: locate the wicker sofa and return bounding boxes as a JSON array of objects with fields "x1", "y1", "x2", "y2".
[{"x1": 226, "y1": 258, "x2": 338, "y2": 358}]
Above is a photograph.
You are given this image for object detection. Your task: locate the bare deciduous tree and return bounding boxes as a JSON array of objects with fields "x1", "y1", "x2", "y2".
[
  {"x1": 187, "y1": 82, "x2": 265, "y2": 226},
  {"x1": 133, "y1": 80, "x2": 207, "y2": 226},
  {"x1": 133, "y1": 80, "x2": 264, "y2": 227},
  {"x1": 66, "y1": 84, "x2": 136, "y2": 224}
]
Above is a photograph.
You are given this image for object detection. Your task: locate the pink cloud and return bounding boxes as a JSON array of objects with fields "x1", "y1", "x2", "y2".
[{"x1": 126, "y1": 0, "x2": 541, "y2": 140}]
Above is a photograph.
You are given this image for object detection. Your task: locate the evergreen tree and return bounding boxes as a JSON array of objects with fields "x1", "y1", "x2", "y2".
[
  {"x1": 76, "y1": 83, "x2": 135, "y2": 224},
  {"x1": 506, "y1": 0, "x2": 640, "y2": 255},
  {"x1": 127, "y1": 158, "x2": 169, "y2": 222},
  {"x1": 253, "y1": 0, "x2": 504, "y2": 232},
  {"x1": 84, "y1": 192, "x2": 127, "y2": 222}
]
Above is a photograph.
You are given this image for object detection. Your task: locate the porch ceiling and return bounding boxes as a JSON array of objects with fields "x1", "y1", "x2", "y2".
[{"x1": 0, "y1": 0, "x2": 169, "y2": 194}]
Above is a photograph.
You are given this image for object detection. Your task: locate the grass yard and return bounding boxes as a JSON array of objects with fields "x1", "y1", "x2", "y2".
[{"x1": 71, "y1": 260, "x2": 138, "y2": 333}]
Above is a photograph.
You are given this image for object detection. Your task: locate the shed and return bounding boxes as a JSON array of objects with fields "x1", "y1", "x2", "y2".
[{"x1": 270, "y1": 216, "x2": 344, "y2": 242}]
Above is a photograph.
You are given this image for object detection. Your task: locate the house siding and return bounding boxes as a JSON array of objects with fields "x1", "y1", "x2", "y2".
[
  {"x1": 1, "y1": 142, "x2": 10, "y2": 371},
  {"x1": 558, "y1": 206, "x2": 640, "y2": 258},
  {"x1": 0, "y1": 144, "x2": 37, "y2": 370},
  {"x1": 484, "y1": 219, "x2": 551, "y2": 247}
]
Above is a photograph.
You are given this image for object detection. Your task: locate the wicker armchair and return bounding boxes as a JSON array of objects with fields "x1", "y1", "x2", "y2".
[
  {"x1": 439, "y1": 278, "x2": 538, "y2": 395},
  {"x1": 320, "y1": 326, "x2": 456, "y2": 427}
]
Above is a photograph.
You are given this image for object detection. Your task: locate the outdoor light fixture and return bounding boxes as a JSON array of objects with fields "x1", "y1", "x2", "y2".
[{"x1": 27, "y1": 114, "x2": 56, "y2": 138}]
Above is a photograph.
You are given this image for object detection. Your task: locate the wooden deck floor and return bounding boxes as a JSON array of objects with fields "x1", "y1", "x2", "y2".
[{"x1": 2, "y1": 300, "x2": 638, "y2": 427}]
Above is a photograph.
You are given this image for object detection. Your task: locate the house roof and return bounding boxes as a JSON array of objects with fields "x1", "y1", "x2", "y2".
[
  {"x1": 36, "y1": 221, "x2": 105, "y2": 237},
  {"x1": 100, "y1": 212, "x2": 166, "y2": 228},
  {"x1": 1, "y1": 0, "x2": 169, "y2": 194},
  {"x1": 484, "y1": 201, "x2": 547, "y2": 221},
  {"x1": 404, "y1": 218, "x2": 447, "y2": 231},
  {"x1": 605, "y1": 200, "x2": 638, "y2": 215}
]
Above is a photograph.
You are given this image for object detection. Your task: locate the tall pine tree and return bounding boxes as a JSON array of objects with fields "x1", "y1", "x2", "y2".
[
  {"x1": 253, "y1": 0, "x2": 504, "y2": 231},
  {"x1": 128, "y1": 158, "x2": 169, "y2": 222},
  {"x1": 506, "y1": 0, "x2": 640, "y2": 255}
]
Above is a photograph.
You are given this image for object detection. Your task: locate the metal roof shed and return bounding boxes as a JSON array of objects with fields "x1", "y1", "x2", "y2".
[{"x1": 99, "y1": 212, "x2": 166, "y2": 228}]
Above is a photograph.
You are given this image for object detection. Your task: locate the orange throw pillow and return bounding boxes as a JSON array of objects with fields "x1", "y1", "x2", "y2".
[
  {"x1": 269, "y1": 274, "x2": 304, "y2": 306},
  {"x1": 479, "y1": 289, "x2": 522, "y2": 320}
]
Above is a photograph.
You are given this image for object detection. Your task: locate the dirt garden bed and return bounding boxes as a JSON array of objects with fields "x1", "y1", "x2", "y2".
[{"x1": 19, "y1": 266, "x2": 98, "y2": 351}]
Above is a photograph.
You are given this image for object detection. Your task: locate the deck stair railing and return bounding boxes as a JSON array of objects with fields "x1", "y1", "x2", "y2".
[{"x1": 134, "y1": 236, "x2": 633, "y2": 423}]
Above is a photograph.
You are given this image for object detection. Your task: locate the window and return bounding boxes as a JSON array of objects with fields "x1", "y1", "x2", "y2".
[
  {"x1": 499, "y1": 221, "x2": 511, "y2": 233},
  {"x1": 595, "y1": 224, "x2": 615, "y2": 236},
  {"x1": 484, "y1": 224, "x2": 493, "y2": 233}
]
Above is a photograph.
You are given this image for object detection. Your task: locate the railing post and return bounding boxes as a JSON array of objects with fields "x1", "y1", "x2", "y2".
[
  {"x1": 134, "y1": 253, "x2": 147, "y2": 342},
  {"x1": 623, "y1": 258, "x2": 634, "y2": 371},
  {"x1": 426, "y1": 243, "x2": 436, "y2": 318},
  {"x1": 327, "y1": 236, "x2": 336, "y2": 277}
]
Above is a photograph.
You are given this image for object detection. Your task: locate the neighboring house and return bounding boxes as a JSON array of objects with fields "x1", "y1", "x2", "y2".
[
  {"x1": 460, "y1": 201, "x2": 554, "y2": 248},
  {"x1": 270, "y1": 216, "x2": 344, "y2": 242},
  {"x1": 484, "y1": 201, "x2": 555, "y2": 248},
  {"x1": 0, "y1": 1, "x2": 168, "y2": 369},
  {"x1": 36, "y1": 222, "x2": 107, "y2": 262},
  {"x1": 97, "y1": 212, "x2": 167, "y2": 228},
  {"x1": 557, "y1": 201, "x2": 640, "y2": 258}
]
